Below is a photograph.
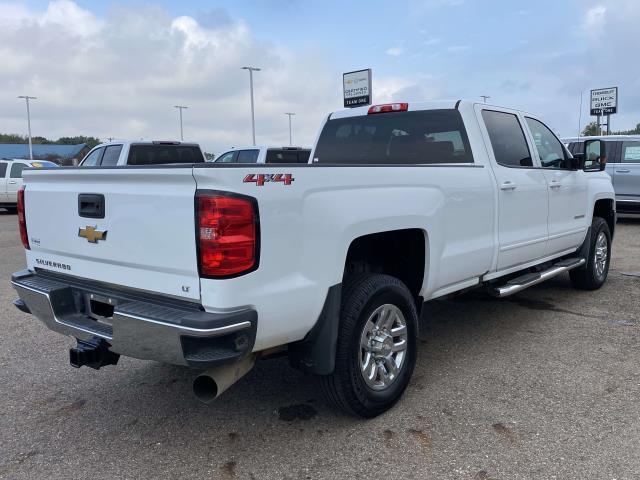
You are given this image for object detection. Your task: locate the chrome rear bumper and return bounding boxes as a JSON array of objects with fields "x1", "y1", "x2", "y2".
[{"x1": 11, "y1": 269, "x2": 257, "y2": 368}]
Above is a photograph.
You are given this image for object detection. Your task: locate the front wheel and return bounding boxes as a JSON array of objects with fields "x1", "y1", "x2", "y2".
[
  {"x1": 319, "y1": 274, "x2": 418, "y2": 417},
  {"x1": 570, "y1": 217, "x2": 611, "y2": 290}
]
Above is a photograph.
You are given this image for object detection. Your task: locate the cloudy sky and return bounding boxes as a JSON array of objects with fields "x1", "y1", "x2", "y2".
[{"x1": 0, "y1": 0, "x2": 637, "y2": 154}]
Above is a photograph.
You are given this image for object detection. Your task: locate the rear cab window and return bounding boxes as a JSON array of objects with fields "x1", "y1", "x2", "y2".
[
  {"x1": 313, "y1": 109, "x2": 473, "y2": 164},
  {"x1": 127, "y1": 144, "x2": 204, "y2": 165},
  {"x1": 265, "y1": 149, "x2": 311, "y2": 163},
  {"x1": 0, "y1": 162, "x2": 7, "y2": 178}
]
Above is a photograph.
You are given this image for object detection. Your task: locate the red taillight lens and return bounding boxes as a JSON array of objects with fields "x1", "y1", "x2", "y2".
[
  {"x1": 368, "y1": 103, "x2": 409, "y2": 114},
  {"x1": 17, "y1": 186, "x2": 29, "y2": 250},
  {"x1": 196, "y1": 192, "x2": 258, "y2": 277}
]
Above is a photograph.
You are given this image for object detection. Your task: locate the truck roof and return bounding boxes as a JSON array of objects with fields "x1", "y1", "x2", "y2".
[
  {"x1": 328, "y1": 99, "x2": 537, "y2": 120},
  {"x1": 224, "y1": 145, "x2": 311, "y2": 151},
  {"x1": 95, "y1": 140, "x2": 201, "y2": 148}
]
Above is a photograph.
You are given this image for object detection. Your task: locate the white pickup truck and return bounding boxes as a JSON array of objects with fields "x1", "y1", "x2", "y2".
[{"x1": 11, "y1": 100, "x2": 615, "y2": 417}]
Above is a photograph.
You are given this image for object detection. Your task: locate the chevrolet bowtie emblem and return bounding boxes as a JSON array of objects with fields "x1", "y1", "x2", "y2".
[{"x1": 78, "y1": 225, "x2": 107, "y2": 243}]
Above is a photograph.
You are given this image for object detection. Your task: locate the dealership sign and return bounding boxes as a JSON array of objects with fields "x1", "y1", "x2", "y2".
[
  {"x1": 343, "y1": 69, "x2": 372, "y2": 108},
  {"x1": 590, "y1": 87, "x2": 618, "y2": 116}
]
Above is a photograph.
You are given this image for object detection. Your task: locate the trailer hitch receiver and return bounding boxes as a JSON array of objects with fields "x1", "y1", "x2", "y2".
[{"x1": 69, "y1": 337, "x2": 120, "y2": 370}]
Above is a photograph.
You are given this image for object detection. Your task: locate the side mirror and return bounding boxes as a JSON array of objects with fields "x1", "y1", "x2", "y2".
[{"x1": 583, "y1": 139, "x2": 607, "y2": 172}]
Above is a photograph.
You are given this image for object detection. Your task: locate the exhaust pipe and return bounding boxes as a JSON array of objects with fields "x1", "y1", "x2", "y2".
[{"x1": 193, "y1": 355, "x2": 255, "y2": 404}]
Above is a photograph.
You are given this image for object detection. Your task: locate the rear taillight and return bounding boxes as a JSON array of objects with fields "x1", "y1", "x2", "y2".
[
  {"x1": 17, "y1": 186, "x2": 29, "y2": 250},
  {"x1": 196, "y1": 192, "x2": 259, "y2": 278},
  {"x1": 368, "y1": 103, "x2": 409, "y2": 114}
]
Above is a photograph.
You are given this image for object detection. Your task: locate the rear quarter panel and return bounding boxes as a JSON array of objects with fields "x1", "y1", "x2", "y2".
[{"x1": 193, "y1": 164, "x2": 495, "y2": 351}]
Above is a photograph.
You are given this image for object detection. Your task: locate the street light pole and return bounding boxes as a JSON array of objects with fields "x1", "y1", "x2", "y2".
[
  {"x1": 480, "y1": 95, "x2": 490, "y2": 103},
  {"x1": 285, "y1": 112, "x2": 295, "y2": 146},
  {"x1": 174, "y1": 105, "x2": 188, "y2": 141},
  {"x1": 242, "y1": 66, "x2": 261, "y2": 146},
  {"x1": 18, "y1": 95, "x2": 37, "y2": 160}
]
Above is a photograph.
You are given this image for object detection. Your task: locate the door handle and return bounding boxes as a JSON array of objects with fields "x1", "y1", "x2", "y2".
[
  {"x1": 8, "y1": 181, "x2": 17, "y2": 184},
  {"x1": 549, "y1": 180, "x2": 562, "y2": 189},
  {"x1": 500, "y1": 181, "x2": 516, "y2": 191},
  {"x1": 616, "y1": 169, "x2": 631, "y2": 173}
]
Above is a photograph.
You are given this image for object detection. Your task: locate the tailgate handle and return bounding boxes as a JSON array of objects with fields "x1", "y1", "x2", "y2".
[{"x1": 78, "y1": 194, "x2": 105, "y2": 219}]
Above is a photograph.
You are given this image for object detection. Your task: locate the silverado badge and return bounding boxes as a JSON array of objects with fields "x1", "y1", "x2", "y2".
[{"x1": 78, "y1": 226, "x2": 107, "y2": 243}]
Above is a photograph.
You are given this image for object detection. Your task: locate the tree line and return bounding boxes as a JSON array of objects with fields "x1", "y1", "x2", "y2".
[
  {"x1": 0, "y1": 133, "x2": 101, "y2": 149},
  {"x1": 582, "y1": 122, "x2": 640, "y2": 136}
]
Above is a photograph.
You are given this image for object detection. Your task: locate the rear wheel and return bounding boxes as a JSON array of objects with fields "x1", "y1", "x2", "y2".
[
  {"x1": 570, "y1": 217, "x2": 611, "y2": 290},
  {"x1": 319, "y1": 274, "x2": 418, "y2": 417}
]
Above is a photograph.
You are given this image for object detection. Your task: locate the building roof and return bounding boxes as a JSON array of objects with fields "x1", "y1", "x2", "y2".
[{"x1": 0, "y1": 143, "x2": 86, "y2": 160}]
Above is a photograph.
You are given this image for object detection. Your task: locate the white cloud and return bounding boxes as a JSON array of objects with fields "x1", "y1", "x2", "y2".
[
  {"x1": 446, "y1": 45, "x2": 469, "y2": 52},
  {"x1": 0, "y1": 1, "x2": 339, "y2": 153},
  {"x1": 582, "y1": 5, "x2": 607, "y2": 39},
  {"x1": 423, "y1": 37, "x2": 442, "y2": 46},
  {"x1": 386, "y1": 46, "x2": 403, "y2": 56}
]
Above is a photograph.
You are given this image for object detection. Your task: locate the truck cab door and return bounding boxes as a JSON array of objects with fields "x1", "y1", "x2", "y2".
[
  {"x1": 476, "y1": 106, "x2": 549, "y2": 271},
  {"x1": 523, "y1": 117, "x2": 588, "y2": 255}
]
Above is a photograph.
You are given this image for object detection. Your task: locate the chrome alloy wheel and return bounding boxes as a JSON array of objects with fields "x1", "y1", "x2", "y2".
[
  {"x1": 594, "y1": 231, "x2": 608, "y2": 279},
  {"x1": 359, "y1": 304, "x2": 408, "y2": 391}
]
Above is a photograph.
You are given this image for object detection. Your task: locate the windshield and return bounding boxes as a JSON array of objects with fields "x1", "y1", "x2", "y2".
[
  {"x1": 30, "y1": 161, "x2": 58, "y2": 168},
  {"x1": 313, "y1": 109, "x2": 473, "y2": 164}
]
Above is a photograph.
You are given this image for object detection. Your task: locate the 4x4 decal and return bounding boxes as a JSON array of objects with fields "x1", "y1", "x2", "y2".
[{"x1": 243, "y1": 173, "x2": 294, "y2": 186}]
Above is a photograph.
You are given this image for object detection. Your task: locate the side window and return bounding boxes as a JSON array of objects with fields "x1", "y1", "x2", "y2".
[
  {"x1": 215, "y1": 151, "x2": 237, "y2": 163},
  {"x1": 481, "y1": 110, "x2": 533, "y2": 167},
  {"x1": 10, "y1": 163, "x2": 27, "y2": 178},
  {"x1": 237, "y1": 149, "x2": 259, "y2": 163},
  {"x1": 525, "y1": 117, "x2": 568, "y2": 169},
  {"x1": 621, "y1": 141, "x2": 640, "y2": 163},
  {"x1": 0, "y1": 163, "x2": 7, "y2": 178},
  {"x1": 101, "y1": 145, "x2": 123, "y2": 166},
  {"x1": 81, "y1": 148, "x2": 104, "y2": 166}
]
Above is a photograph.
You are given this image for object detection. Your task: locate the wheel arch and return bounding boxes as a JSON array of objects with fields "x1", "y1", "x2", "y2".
[
  {"x1": 593, "y1": 197, "x2": 616, "y2": 238},
  {"x1": 288, "y1": 227, "x2": 429, "y2": 376}
]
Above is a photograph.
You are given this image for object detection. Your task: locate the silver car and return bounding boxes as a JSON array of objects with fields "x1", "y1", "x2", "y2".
[{"x1": 564, "y1": 135, "x2": 640, "y2": 213}]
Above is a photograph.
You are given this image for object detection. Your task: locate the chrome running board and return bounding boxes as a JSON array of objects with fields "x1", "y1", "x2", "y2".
[{"x1": 493, "y1": 257, "x2": 586, "y2": 298}]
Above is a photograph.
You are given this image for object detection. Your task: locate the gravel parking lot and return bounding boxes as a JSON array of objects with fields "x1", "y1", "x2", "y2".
[{"x1": 1, "y1": 209, "x2": 639, "y2": 479}]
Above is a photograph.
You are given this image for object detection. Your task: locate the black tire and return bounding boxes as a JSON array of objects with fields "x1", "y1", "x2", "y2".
[
  {"x1": 319, "y1": 274, "x2": 418, "y2": 418},
  {"x1": 4, "y1": 206, "x2": 17, "y2": 214},
  {"x1": 570, "y1": 217, "x2": 611, "y2": 290}
]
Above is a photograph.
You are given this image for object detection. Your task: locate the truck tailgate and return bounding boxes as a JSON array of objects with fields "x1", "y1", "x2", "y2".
[{"x1": 22, "y1": 168, "x2": 200, "y2": 301}]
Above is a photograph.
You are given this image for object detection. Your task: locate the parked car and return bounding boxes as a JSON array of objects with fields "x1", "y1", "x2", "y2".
[
  {"x1": 563, "y1": 135, "x2": 640, "y2": 213},
  {"x1": 212, "y1": 146, "x2": 311, "y2": 164},
  {"x1": 0, "y1": 159, "x2": 58, "y2": 212},
  {"x1": 12, "y1": 100, "x2": 615, "y2": 417},
  {"x1": 79, "y1": 141, "x2": 205, "y2": 166}
]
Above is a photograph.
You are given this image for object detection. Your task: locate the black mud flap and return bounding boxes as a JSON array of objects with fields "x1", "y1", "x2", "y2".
[{"x1": 288, "y1": 284, "x2": 341, "y2": 375}]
